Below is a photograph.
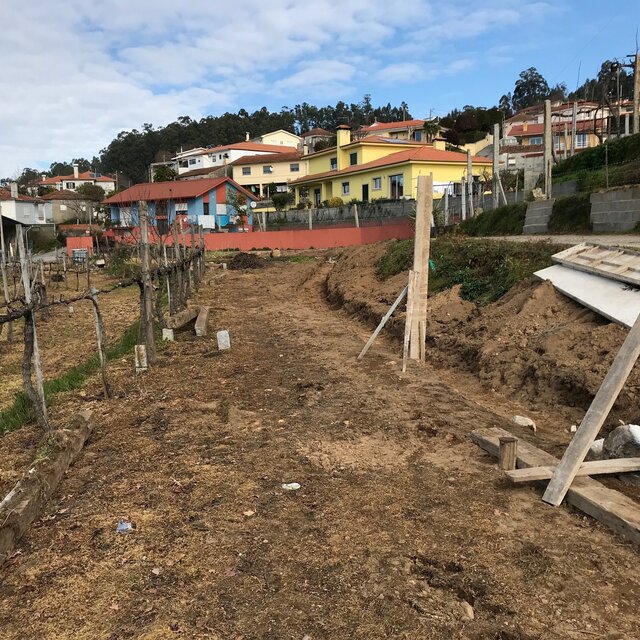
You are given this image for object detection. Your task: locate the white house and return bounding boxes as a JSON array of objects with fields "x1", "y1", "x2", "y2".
[
  {"x1": 175, "y1": 141, "x2": 298, "y2": 177},
  {"x1": 37, "y1": 164, "x2": 116, "y2": 192},
  {"x1": 1, "y1": 183, "x2": 53, "y2": 252}
]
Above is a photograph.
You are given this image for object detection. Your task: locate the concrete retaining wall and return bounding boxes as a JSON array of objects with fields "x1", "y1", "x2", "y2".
[{"x1": 590, "y1": 186, "x2": 640, "y2": 232}]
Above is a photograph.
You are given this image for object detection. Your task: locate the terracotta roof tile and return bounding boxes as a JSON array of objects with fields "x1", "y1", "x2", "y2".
[{"x1": 230, "y1": 151, "x2": 302, "y2": 166}]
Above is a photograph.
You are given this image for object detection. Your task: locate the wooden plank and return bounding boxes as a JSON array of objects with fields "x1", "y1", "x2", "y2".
[
  {"x1": 472, "y1": 427, "x2": 640, "y2": 544},
  {"x1": 506, "y1": 457, "x2": 640, "y2": 482},
  {"x1": 543, "y1": 309, "x2": 640, "y2": 506},
  {"x1": 357, "y1": 286, "x2": 407, "y2": 360},
  {"x1": 401, "y1": 270, "x2": 415, "y2": 373},
  {"x1": 166, "y1": 306, "x2": 199, "y2": 329},
  {"x1": 535, "y1": 264, "x2": 640, "y2": 328},
  {"x1": 194, "y1": 305, "x2": 210, "y2": 337}
]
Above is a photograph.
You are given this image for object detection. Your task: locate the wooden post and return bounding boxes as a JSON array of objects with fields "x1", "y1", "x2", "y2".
[
  {"x1": 139, "y1": 201, "x2": 156, "y2": 364},
  {"x1": 89, "y1": 291, "x2": 110, "y2": 398},
  {"x1": 544, "y1": 99, "x2": 552, "y2": 199},
  {"x1": 408, "y1": 174, "x2": 433, "y2": 362},
  {"x1": 444, "y1": 190, "x2": 449, "y2": 226},
  {"x1": 0, "y1": 215, "x2": 13, "y2": 342},
  {"x1": 461, "y1": 178, "x2": 467, "y2": 221},
  {"x1": 498, "y1": 436, "x2": 518, "y2": 470},
  {"x1": 466, "y1": 150, "x2": 473, "y2": 216},
  {"x1": 543, "y1": 310, "x2": 640, "y2": 506},
  {"x1": 563, "y1": 123, "x2": 569, "y2": 160},
  {"x1": 172, "y1": 221, "x2": 184, "y2": 311},
  {"x1": 492, "y1": 123, "x2": 500, "y2": 210},
  {"x1": 358, "y1": 285, "x2": 408, "y2": 360},
  {"x1": 353, "y1": 203, "x2": 360, "y2": 228},
  {"x1": 162, "y1": 241, "x2": 172, "y2": 315},
  {"x1": 401, "y1": 270, "x2": 416, "y2": 373},
  {"x1": 17, "y1": 226, "x2": 48, "y2": 429}
]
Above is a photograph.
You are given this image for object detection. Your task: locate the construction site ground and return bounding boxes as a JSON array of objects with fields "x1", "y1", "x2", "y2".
[{"x1": 0, "y1": 247, "x2": 639, "y2": 639}]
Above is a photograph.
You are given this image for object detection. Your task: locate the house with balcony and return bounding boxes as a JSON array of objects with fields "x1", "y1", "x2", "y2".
[
  {"x1": 290, "y1": 126, "x2": 491, "y2": 206},
  {"x1": 353, "y1": 119, "x2": 439, "y2": 142},
  {"x1": 229, "y1": 151, "x2": 307, "y2": 198},
  {"x1": 103, "y1": 177, "x2": 256, "y2": 233},
  {"x1": 38, "y1": 164, "x2": 116, "y2": 193},
  {"x1": 175, "y1": 141, "x2": 298, "y2": 177}
]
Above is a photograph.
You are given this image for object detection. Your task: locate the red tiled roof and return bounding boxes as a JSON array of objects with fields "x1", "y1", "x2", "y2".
[
  {"x1": 360, "y1": 119, "x2": 426, "y2": 132},
  {"x1": 102, "y1": 177, "x2": 255, "y2": 204},
  {"x1": 230, "y1": 151, "x2": 302, "y2": 166},
  {"x1": 0, "y1": 188, "x2": 41, "y2": 202},
  {"x1": 41, "y1": 189, "x2": 86, "y2": 201},
  {"x1": 301, "y1": 128, "x2": 332, "y2": 138},
  {"x1": 178, "y1": 167, "x2": 225, "y2": 179},
  {"x1": 304, "y1": 135, "x2": 426, "y2": 159},
  {"x1": 508, "y1": 119, "x2": 605, "y2": 137},
  {"x1": 39, "y1": 171, "x2": 115, "y2": 185},
  {"x1": 290, "y1": 145, "x2": 490, "y2": 185},
  {"x1": 177, "y1": 142, "x2": 298, "y2": 158}
]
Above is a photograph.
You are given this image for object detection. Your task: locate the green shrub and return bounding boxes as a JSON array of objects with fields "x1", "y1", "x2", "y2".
[
  {"x1": 327, "y1": 196, "x2": 344, "y2": 207},
  {"x1": 376, "y1": 237, "x2": 558, "y2": 305},
  {"x1": 458, "y1": 203, "x2": 527, "y2": 236},
  {"x1": 548, "y1": 194, "x2": 592, "y2": 232}
]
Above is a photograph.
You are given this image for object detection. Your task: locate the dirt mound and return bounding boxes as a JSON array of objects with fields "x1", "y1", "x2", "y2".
[
  {"x1": 227, "y1": 251, "x2": 265, "y2": 270},
  {"x1": 327, "y1": 242, "x2": 639, "y2": 426}
]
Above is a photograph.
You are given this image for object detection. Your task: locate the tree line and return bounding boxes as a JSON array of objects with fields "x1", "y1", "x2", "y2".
[{"x1": 9, "y1": 57, "x2": 635, "y2": 186}]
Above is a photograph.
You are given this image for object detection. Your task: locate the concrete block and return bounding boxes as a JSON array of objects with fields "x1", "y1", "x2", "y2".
[
  {"x1": 162, "y1": 328, "x2": 174, "y2": 341},
  {"x1": 217, "y1": 330, "x2": 231, "y2": 351},
  {"x1": 135, "y1": 345, "x2": 148, "y2": 373}
]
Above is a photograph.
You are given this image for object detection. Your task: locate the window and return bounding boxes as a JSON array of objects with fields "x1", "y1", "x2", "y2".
[
  {"x1": 372, "y1": 177, "x2": 382, "y2": 191},
  {"x1": 529, "y1": 136, "x2": 543, "y2": 145},
  {"x1": 349, "y1": 152, "x2": 357, "y2": 166},
  {"x1": 66, "y1": 182, "x2": 75, "y2": 189},
  {"x1": 189, "y1": 158, "x2": 197, "y2": 165},
  {"x1": 330, "y1": 157, "x2": 337, "y2": 170},
  {"x1": 342, "y1": 181, "x2": 350, "y2": 196},
  {"x1": 389, "y1": 174, "x2": 404, "y2": 199},
  {"x1": 290, "y1": 163, "x2": 299, "y2": 172},
  {"x1": 242, "y1": 167, "x2": 251, "y2": 176},
  {"x1": 413, "y1": 131, "x2": 423, "y2": 141},
  {"x1": 576, "y1": 133, "x2": 588, "y2": 148},
  {"x1": 554, "y1": 135, "x2": 566, "y2": 151},
  {"x1": 263, "y1": 165, "x2": 273, "y2": 174}
]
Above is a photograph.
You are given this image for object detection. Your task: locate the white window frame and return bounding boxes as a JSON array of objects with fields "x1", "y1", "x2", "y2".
[
  {"x1": 389, "y1": 174, "x2": 404, "y2": 199},
  {"x1": 330, "y1": 157, "x2": 337, "y2": 170},
  {"x1": 372, "y1": 177, "x2": 382, "y2": 191},
  {"x1": 242, "y1": 167, "x2": 251, "y2": 176},
  {"x1": 342, "y1": 181, "x2": 350, "y2": 196},
  {"x1": 529, "y1": 136, "x2": 543, "y2": 146},
  {"x1": 263, "y1": 166, "x2": 273, "y2": 174},
  {"x1": 290, "y1": 163, "x2": 299, "y2": 172},
  {"x1": 575, "y1": 133, "x2": 588, "y2": 149}
]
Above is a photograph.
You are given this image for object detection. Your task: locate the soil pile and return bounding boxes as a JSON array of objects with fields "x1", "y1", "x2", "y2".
[
  {"x1": 327, "y1": 242, "x2": 638, "y2": 425},
  {"x1": 227, "y1": 252, "x2": 265, "y2": 270}
]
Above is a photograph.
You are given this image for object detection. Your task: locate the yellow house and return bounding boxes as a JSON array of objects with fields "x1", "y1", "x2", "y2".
[
  {"x1": 253, "y1": 129, "x2": 302, "y2": 147},
  {"x1": 230, "y1": 151, "x2": 307, "y2": 198},
  {"x1": 291, "y1": 126, "x2": 492, "y2": 205}
]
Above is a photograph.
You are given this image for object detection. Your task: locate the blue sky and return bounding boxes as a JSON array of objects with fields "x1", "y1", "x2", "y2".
[{"x1": 1, "y1": 0, "x2": 639, "y2": 177}]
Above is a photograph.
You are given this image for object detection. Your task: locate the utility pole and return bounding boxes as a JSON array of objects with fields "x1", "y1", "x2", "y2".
[
  {"x1": 544, "y1": 99, "x2": 553, "y2": 199},
  {"x1": 634, "y1": 53, "x2": 640, "y2": 134},
  {"x1": 492, "y1": 123, "x2": 500, "y2": 210},
  {"x1": 571, "y1": 101, "x2": 577, "y2": 157},
  {"x1": 466, "y1": 150, "x2": 473, "y2": 215}
]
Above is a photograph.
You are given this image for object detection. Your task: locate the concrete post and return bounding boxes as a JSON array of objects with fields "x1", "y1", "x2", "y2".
[
  {"x1": 466, "y1": 150, "x2": 473, "y2": 215},
  {"x1": 571, "y1": 101, "x2": 577, "y2": 157},
  {"x1": 461, "y1": 178, "x2": 467, "y2": 221},
  {"x1": 492, "y1": 123, "x2": 499, "y2": 210},
  {"x1": 444, "y1": 189, "x2": 449, "y2": 226},
  {"x1": 634, "y1": 53, "x2": 640, "y2": 135},
  {"x1": 544, "y1": 99, "x2": 552, "y2": 199}
]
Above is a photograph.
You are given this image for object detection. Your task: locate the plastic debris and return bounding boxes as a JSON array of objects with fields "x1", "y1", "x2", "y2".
[
  {"x1": 282, "y1": 482, "x2": 301, "y2": 491},
  {"x1": 116, "y1": 519, "x2": 133, "y2": 534},
  {"x1": 512, "y1": 415, "x2": 536, "y2": 433}
]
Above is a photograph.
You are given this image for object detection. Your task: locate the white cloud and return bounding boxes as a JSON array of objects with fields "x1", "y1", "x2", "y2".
[{"x1": 1, "y1": 0, "x2": 554, "y2": 176}]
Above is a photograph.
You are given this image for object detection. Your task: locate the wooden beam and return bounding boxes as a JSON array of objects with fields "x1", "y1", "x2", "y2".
[
  {"x1": 166, "y1": 306, "x2": 199, "y2": 329},
  {"x1": 543, "y1": 310, "x2": 640, "y2": 506},
  {"x1": 499, "y1": 436, "x2": 518, "y2": 470},
  {"x1": 357, "y1": 286, "x2": 407, "y2": 360},
  {"x1": 472, "y1": 427, "x2": 640, "y2": 545},
  {"x1": 507, "y1": 457, "x2": 640, "y2": 482}
]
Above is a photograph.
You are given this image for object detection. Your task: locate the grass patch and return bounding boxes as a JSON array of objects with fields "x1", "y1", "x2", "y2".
[
  {"x1": 0, "y1": 320, "x2": 140, "y2": 435},
  {"x1": 548, "y1": 194, "x2": 592, "y2": 233},
  {"x1": 377, "y1": 236, "x2": 559, "y2": 305},
  {"x1": 457, "y1": 203, "x2": 527, "y2": 236}
]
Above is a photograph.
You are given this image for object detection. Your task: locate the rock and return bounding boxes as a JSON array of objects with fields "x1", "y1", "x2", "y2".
[
  {"x1": 512, "y1": 415, "x2": 537, "y2": 433},
  {"x1": 460, "y1": 600, "x2": 474, "y2": 621},
  {"x1": 590, "y1": 438, "x2": 605, "y2": 459},
  {"x1": 270, "y1": 249, "x2": 281, "y2": 258},
  {"x1": 603, "y1": 425, "x2": 640, "y2": 459}
]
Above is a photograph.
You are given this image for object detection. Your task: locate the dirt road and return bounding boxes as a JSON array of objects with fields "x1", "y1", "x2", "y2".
[{"x1": 0, "y1": 258, "x2": 638, "y2": 639}]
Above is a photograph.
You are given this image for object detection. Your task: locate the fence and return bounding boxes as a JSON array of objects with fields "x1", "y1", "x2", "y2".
[{"x1": 0, "y1": 202, "x2": 206, "y2": 432}]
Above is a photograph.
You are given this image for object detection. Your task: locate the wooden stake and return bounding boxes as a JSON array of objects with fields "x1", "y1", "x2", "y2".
[
  {"x1": 358, "y1": 285, "x2": 408, "y2": 360},
  {"x1": 0, "y1": 215, "x2": 13, "y2": 342},
  {"x1": 498, "y1": 436, "x2": 518, "y2": 470},
  {"x1": 17, "y1": 226, "x2": 48, "y2": 429},
  {"x1": 139, "y1": 201, "x2": 156, "y2": 364},
  {"x1": 408, "y1": 174, "x2": 433, "y2": 361},
  {"x1": 543, "y1": 311, "x2": 640, "y2": 506},
  {"x1": 402, "y1": 270, "x2": 416, "y2": 373},
  {"x1": 89, "y1": 291, "x2": 110, "y2": 398}
]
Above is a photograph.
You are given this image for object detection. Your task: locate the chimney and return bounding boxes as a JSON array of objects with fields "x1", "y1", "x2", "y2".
[
  {"x1": 245, "y1": 132, "x2": 250, "y2": 141},
  {"x1": 302, "y1": 143, "x2": 309, "y2": 156},
  {"x1": 10, "y1": 182, "x2": 18, "y2": 199},
  {"x1": 72, "y1": 163, "x2": 79, "y2": 179},
  {"x1": 336, "y1": 124, "x2": 351, "y2": 169},
  {"x1": 523, "y1": 123, "x2": 528, "y2": 133}
]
